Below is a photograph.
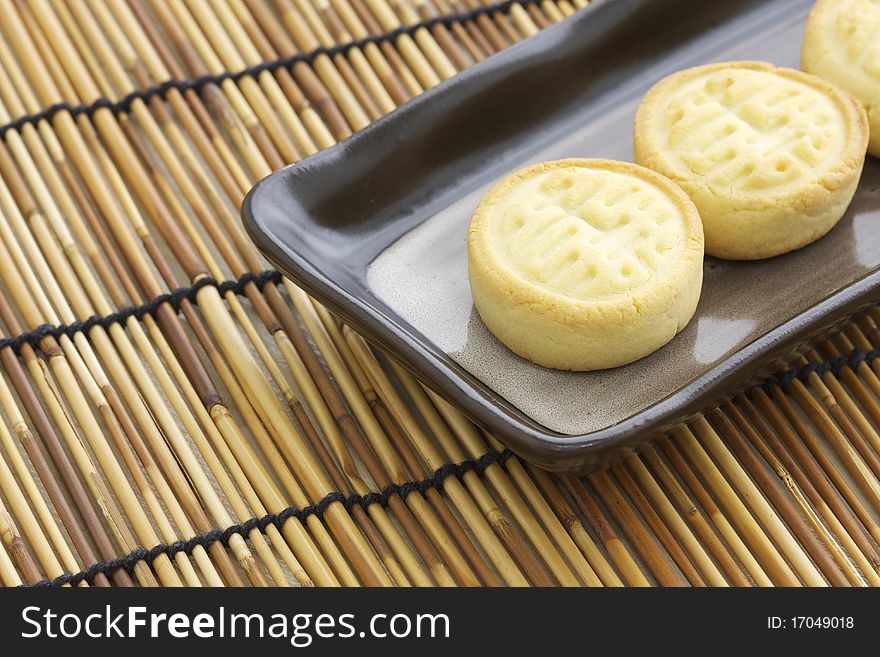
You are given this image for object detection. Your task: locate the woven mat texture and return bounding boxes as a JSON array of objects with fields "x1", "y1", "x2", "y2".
[{"x1": 0, "y1": 0, "x2": 876, "y2": 588}]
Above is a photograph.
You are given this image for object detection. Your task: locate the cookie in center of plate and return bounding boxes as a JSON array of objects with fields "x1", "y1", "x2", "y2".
[{"x1": 467, "y1": 158, "x2": 704, "y2": 371}]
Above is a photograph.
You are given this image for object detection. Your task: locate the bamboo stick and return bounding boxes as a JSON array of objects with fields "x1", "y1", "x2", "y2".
[
  {"x1": 525, "y1": 466, "x2": 621, "y2": 585},
  {"x1": 0, "y1": 394, "x2": 89, "y2": 582},
  {"x1": 656, "y1": 438, "x2": 770, "y2": 586},
  {"x1": 639, "y1": 448, "x2": 752, "y2": 586},
  {"x1": 342, "y1": 329, "x2": 503, "y2": 586},
  {"x1": 725, "y1": 399, "x2": 871, "y2": 586},
  {"x1": 673, "y1": 424, "x2": 801, "y2": 586},
  {"x1": 461, "y1": 0, "x2": 519, "y2": 46},
  {"x1": 0, "y1": 500, "x2": 44, "y2": 585},
  {"x1": 250, "y1": 0, "x2": 382, "y2": 129},
  {"x1": 705, "y1": 410, "x2": 846, "y2": 586},
  {"x1": 0, "y1": 428, "x2": 70, "y2": 583},
  {"x1": 610, "y1": 463, "x2": 706, "y2": 585},
  {"x1": 620, "y1": 457, "x2": 725, "y2": 586},
  {"x1": 540, "y1": 0, "x2": 566, "y2": 23},
  {"x1": 807, "y1": 345, "x2": 880, "y2": 478},
  {"x1": 395, "y1": 370, "x2": 552, "y2": 586},
  {"x1": 234, "y1": 0, "x2": 358, "y2": 142},
  {"x1": 426, "y1": 391, "x2": 579, "y2": 585},
  {"x1": 281, "y1": 296, "x2": 465, "y2": 586},
  {"x1": 369, "y1": 0, "x2": 459, "y2": 80},
  {"x1": 448, "y1": 0, "x2": 508, "y2": 52},
  {"x1": 349, "y1": 0, "x2": 443, "y2": 88},
  {"x1": 164, "y1": 0, "x2": 304, "y2": 163},
  {"x1": 425, "y1": 0, "x2": 488, "y2": 62},
  {"x1": 588, "y1": 470, "x2": 684, "y2": 586},
  {"x1": 401, "y1": 0, "x2": 473, "y2": 69},
  {"x1": 306, "y1": 0, "x2": 401, "y2": 112},
  {"x1": 294, "y1": 293, "x2": 492, "y2": 586},
  {"x1": 205, "y1": 0, "x2": 339, "y2": 148},
  {"x1": 483, "y1": 432, "x2": 602, "y2": 586},
  {"x1": 0, "y1": 360, "x2": 120, "y2": 586},
  {"x1": 353, "y1": 351, "x2": 528, "y2": 585},
  {"x1": 734, "y1": 393, "x2": 880, "y2": 585},
  {"x1": 0, "y1": 204, "x2": 181, "y2": 589},
  {"x1": 5, "y1": 9, "x2": 260, "y2": 584},
  {"x1": 0, "y1": 103, "x2": 245, "y2": 588},
  {"x1": 0, "y1": 34, "x2": 302, "y2": 587},
  {"x1": 489, "y1": 0, "x2": 540, "y2": 38},
  {"x1": 91, "y1": 9, "x2": 419, "y2": 591},
  {"x1": 555, "y1": 0, "x2": 577, "y2": 17},
  {"x1": 0, "y1": 322, "x2": 157, "y2": 586},
  {"x1": 98, "y1": 1, "x2": 247, "y2": 198},
  {"x1": 758, "y1": 385, "x2": 880, "y2": 549},
  {"x1": 0, "y1": 253, "x2": 207, "y2": 590},
  {"x1": 787, "y1": 374, "x2": 880, "y2": 516},
  {"x1": 825, "y1": 331, "x2": 880, "y2": 441},
  {"x1": 559, "y1": 475, "x2": 650, "y2": 586},
  {"x1": 138, "y1": 0, "x2": 287, "y2": 171},
  {"x1": 10, "y1": 0, "x2": 388, "y2": 586},
  {"x1": 331, "y1": 0, "x2": 424, "y2": 97},
  {"x1": 266, "y1": 0, "x2": 373, "y2": 130},
  {"x1": 0, "y1": 523, "x2": 23, "y2": 586},
  {"x1": 196, "y1": 1, "x2": 438, "y2": 586}
]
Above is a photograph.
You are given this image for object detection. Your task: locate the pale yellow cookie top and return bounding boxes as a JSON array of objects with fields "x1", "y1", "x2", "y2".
[
  {"x1": 634, "y1": 62, "x2": 868, "y2": 201},
  {"x1": 803, "y1": 0, "x2": 879, "y2": 134},
  {"x1": 469, "y1": 159, "x2": 704, "y2": 309},
  {"x1": 805, "y1": 0, "x2": 880, "y2": 89}
]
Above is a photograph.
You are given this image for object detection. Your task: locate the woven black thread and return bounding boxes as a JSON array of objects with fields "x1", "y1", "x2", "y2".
[
  {"x1": 11, "y1": 292, "x2": 880, "y2": 588},
  {"x1": 747, "y1": 347, "x2": 880, "y2": 397},
  {"x1": 10, "y1": 263, "x2": 876, "y2": 390},
  {"x1": 22, "y1": 335, "x2": 880, "y2": 586},
  {"x1": 23, "y1": 449, "x2": 513, "y2": 588},
  {"x1": 0, "y1": 0, "x2": 544, "y2": 140},
  {"x1": 0, "y1": 269, "x2": 281, "y2": 353}
]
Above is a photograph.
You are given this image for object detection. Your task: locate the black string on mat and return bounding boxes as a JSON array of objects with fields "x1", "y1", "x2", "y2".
[
  {"x1": 16, "y1": 336, "x2": 880, "y2": 587},
  {"x1": 22, "y1": 449, "x2": 514, "y2": 588},
  {"x1": 18, "y1": 338, "x2": 879, "y2": 588},
  {"x1": 747, "y1": 346, "x2": 880, "y2": 396},
  {"x1": 0, "y1": 0, "x2": 546, "y2": 140},
  {"x1": 7, "y1": 0, "x2": 876, "y2": 590},
  {"x1": 4, "y1": 265, "x2": 878, "y2": 393},
  {"x1": 0, "y1": 270, "x2": 281, "y2": 354},
  {"x1": 4, "y1": 273, "x2": 878, "y2": 587}
]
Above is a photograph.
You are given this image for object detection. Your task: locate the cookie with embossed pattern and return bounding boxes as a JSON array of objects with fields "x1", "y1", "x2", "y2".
[
  {"x1": 467, "y1": 158, "x2": 704, "y2": 371},
  {"x1": 634, "y1": 61, "x2": 868, "y2": 260},
  {"x1": 803, "y1": 0, "x2": 880, "y2": 157}
]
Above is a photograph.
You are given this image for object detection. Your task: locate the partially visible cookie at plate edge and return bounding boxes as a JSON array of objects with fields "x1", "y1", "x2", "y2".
[{"x1": 803, "y1": 0, "x2": 880, "y2": 157}]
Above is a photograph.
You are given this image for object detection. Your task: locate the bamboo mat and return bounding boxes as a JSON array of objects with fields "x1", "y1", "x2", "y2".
[{"x1": 0, "y1": 0, "x2": 877, "y2": 589}]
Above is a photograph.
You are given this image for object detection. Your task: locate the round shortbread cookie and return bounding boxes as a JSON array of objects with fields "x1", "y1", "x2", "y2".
[
  {"x1": 803, "y1": 0, "x2": 880, "y2": 157},
  {"x1": 467, "y1": 158, "x2": 704, "y2": 371},
  {"x1": 634, "y1": 61, "x2": 868, "y2": 260}
]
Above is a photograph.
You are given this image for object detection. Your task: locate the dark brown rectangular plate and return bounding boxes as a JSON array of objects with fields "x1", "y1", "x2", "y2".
[{"x1": 243, "y1": 0, "x2": 880, "y2": 472}]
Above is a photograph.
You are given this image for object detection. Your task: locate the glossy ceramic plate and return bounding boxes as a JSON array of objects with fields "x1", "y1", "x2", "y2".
[{"x1": 243, "y1": 0, "x2": 880, "y2": 472}]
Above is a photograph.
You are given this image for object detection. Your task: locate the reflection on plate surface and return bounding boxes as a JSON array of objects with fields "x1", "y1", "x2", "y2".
[{"x1": 368, "y1": 4, "x2": 880, "y2": 435}]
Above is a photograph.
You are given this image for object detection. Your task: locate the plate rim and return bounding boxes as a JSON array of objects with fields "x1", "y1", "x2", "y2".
[{"x1": 242, "y1": 0, "x2": 880, "y2": 471}]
